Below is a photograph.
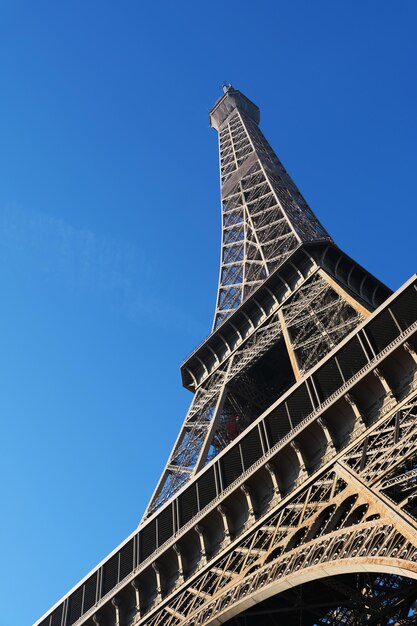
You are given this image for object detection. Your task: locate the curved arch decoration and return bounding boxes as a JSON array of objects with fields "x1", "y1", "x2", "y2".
[{"x1": 186, "y1": 549, "x2": 417, "y2": 625}]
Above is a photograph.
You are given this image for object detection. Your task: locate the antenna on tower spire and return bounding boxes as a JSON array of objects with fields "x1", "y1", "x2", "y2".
[{"x1": 220, "y1": 82, "x2": 232, "y2": 94}]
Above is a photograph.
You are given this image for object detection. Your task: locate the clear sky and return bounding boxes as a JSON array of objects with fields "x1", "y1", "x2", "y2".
[{"x1": 1, "y1": 2, "x2": 416, "y2": 625}]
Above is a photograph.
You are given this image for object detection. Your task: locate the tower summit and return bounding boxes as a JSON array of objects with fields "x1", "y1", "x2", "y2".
[
  {"x1": 36, "y1": 88, "x2": 417, "y2": 626},
  {"x1": 209, "y1": 85, "x2": 260, "y2": 130}
]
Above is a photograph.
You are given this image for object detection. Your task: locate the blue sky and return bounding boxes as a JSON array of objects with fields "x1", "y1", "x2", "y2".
[{"x1": 1, "y1": 2, "x2": 416, "y2": 625}]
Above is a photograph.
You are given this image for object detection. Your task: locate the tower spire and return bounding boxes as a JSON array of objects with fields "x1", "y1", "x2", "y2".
[
  {"x1": 210, "y1": 86, "x2": 331, "y2": 329},
  {"x1": 139, "y1": 87, "x2": 387, "y2": 520}
]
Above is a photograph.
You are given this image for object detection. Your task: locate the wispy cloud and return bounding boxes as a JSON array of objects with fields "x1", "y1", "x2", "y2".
[{"x1": 0, "y1": 206, "x2": 202, "y2": 335}]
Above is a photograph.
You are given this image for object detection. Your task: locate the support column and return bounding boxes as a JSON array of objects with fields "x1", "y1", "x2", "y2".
[
  {"x1": 318, "y1": 417, "x2": 336, "y2": 454},
  {"x1": 111, "y1": 597, "x2": 121, "y2": 626},
  {"x1": 152, "y1": 562, "x2": 162, "y2": 602},
  {"x1": 217, "y1": 505, "x2": 231, "y2": 542},
  {"x1": 404, "y1": 341, "x2": 417, "y2": 363},
  {"x1": 173, "y1": 544, "x2": 184, "y2": 584},
  {"x1": 374, "y1": 367, "x2": 394, "y2": 398},
  {"x1": 131, "y1": 579, "x2": 141, "y2": 618},
  {"x1": 345, "y1": 392, "x2": 366, "y2": 432},
  {"x1": 92, "y1": 614, "x2": 103, "y2": 626},
  {"x1": 318, "y1": 269, "x2": 371, "y2": 318},
  {"x1": 291, "y1": 440, "x2": 307, "y2": 479},
  {"x1": 266, "y1": 463, "x2": 280, "y2": 499},
  {"x1": 278, "y1": 308, "x2": 301, "y2": 380},
  {"x1": 195, "y1": 525, "x2": 207, "y2": 564},
  {"x1": 241, "y1": 484, "x2": 255, "y2": 523}
]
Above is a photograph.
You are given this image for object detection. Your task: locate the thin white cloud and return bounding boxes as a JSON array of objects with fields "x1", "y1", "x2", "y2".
[{"x1": 0, "y1": 206, "x2": 201, "y2": 335}]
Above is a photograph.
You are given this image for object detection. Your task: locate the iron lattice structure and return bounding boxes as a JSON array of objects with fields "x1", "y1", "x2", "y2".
[
  {"x1": 143, "y1": 87, "x2": 365, "y2": 518},
  {"x1": 212, "y1": 89, "x2": 330, "y2": 329},
  {"x1": 35, "y1": 87, "x2": 417, "y2": 626}
]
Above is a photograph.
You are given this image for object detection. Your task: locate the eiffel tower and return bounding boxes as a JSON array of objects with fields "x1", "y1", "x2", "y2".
[{"x1": 36, "y1": 86, "x2": 417, "y2": 626}]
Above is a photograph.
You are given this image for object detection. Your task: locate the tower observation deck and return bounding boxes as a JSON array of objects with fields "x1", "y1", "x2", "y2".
[{"x1": 36, "y1": 87, "x2": 417, "y2": 626}]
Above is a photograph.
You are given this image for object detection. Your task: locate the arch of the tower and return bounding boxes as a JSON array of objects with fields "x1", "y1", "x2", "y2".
[
  {"x1": 216, "y1": 564, "x2": 417, "y2": 625},
  {"x1": 136, "y1": 457, "x2": 417, "y2": 626}
]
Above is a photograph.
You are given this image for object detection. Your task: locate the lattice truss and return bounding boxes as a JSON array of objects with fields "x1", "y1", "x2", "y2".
[
  {"x1": 145, "y1": 271, "x2": 364, "y2": 519},
  {"x1": 345, "y1": 399, "x2": 417, "y2": 520},
  {"x1": 145, "y1": 315, "x2": 282, "y2": 517},
  {"x1": 214, "y1": 108, "x2": 331, "y2": 329},
  {"x1": 141, "y1": 394, "x2": 417, "y2": 626},
  {"x1": 281, "y1": 272, "x2": 363, "y2": 374}
]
